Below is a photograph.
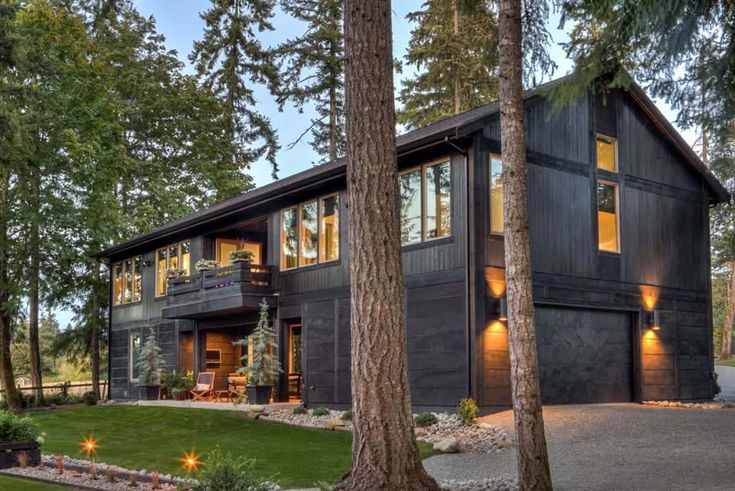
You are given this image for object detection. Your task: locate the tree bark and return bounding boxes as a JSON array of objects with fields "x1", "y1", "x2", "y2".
[
  {"x1": 329, "y1": 3, "x2": 339, "y2": 161},
  {"x1": 91, "y1": 262, "x2": 101, "y2": 399},
  {"x1": 453, "y1": 0, "x2": 461, "y2": 114},
  {"x1": 28, "y1": 169, "x2": 43, "y2": 406},
  {"x1": 721, "y1": 261, "x2": 735, "y2": 359},
  {"x1": 498, "y1": 0, "x2": 553, "y2": 489},
  {"x1": 336, "y1": 0, "x2": 438, "y2": 489}
]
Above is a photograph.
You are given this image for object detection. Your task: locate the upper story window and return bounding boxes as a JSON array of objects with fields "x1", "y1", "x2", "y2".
[
  {"x1": 596, "y1": 135, "x2": 617, "y2": 172},
  {"x1": 156, "y1": 240, "x2": 191, "y2": 296},
  {"x1": 281, "y1": 194, "x2": 340, "y2": 270},
  {"x1": 597, "y1": 181, "x2": 620, "y2": 253},
  {"x1": 399, "y1": 159, "x2": 452, "y2": 245},
  {"x1": 112, "y1": 256, "x2": 142, "y2": 306},
  {"x1": 489, "y1": 155, "x2": 504, "y2": 234}
]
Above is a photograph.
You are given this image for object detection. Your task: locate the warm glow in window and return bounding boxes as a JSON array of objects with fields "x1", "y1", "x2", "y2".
[
  {"x1": 281, "y1": 194, "x2": 341, "y2": 269},
  {"x1": 596, "y1": 136, "x2": 617, "y2": 172},
  {"x1": 281, "y1": 208, "x2": 298, "y2": 270},
  {"x1": 156, "y1": 249, "x2": 167, "y2": 297},
  {"x1": 217, "y1": 239, "x2": 261, "y2": 267},
  {"x1": 113, "y1": 263, "x2": 123, "y2": 306},
  {"x1": 425, "y1": 161, "x2": 451, "y2": 239},
  {"x1": 155, "y1": 241, "x2": 191, "y2": 296},
  {"x1": 490, "y1": 155, "x2": 504, "y2": 234},
  {"x1": 300, "y1": 201, "x2": 318, "y2": 266},
  {"x1": 113, "y1": 256, "x2": 142, "y2": 306},
  {"x1": 133, "y1": 256, "x2": 142, "y2": 302},
  {"x1": 597, "y1": 182, "x2": 619, "y2": 253},
  {"x1": 320, "y1": 195, "x2": 339, "y2": 262}
]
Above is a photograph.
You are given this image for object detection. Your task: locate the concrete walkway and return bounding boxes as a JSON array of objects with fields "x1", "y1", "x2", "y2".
[
  {"x1": 425, "y1": 404, "x2": 735, "y2": 490},
  {"x1": 715, "y1": 365, "x2": 735, "y2": 401}
]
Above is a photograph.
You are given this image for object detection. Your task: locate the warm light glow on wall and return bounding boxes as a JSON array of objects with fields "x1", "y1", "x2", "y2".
[
  {"x1": 487, "y1": 320, "x2": 506, "y2": 333},
  {"x1": 485, "y1": 267, "x2": 506, "y2": 298},
  {"x1": 640, "y1": 285, "x2": 660, "y2": 310}
]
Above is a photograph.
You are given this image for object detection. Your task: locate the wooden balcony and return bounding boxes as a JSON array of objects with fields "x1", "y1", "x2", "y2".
[{"x1": 161, "y1": 263, "x2": 276, "y2": 319}]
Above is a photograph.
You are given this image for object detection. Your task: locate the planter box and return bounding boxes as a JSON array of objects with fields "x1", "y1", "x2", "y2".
[
  {"x1": 138, "y1": 386, "x2": 160, "y2": 401},
  {"x1": 0, "y1": 442, "x2": 40, "y2": 469},
  {"x1": 172, "y1": 390, "x2": 189, "y2": 401},
  {"x1": 246, "y1": 385, "x2": 272, "y2": 405}
]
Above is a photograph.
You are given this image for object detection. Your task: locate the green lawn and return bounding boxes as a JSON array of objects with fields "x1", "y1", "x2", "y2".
[
  {"x1": 0, "y1": 475, "x2": 70, "y2": 490},
  {"x1": 30, "y1": 405, "x2": 436, "y2": 488},
  {"x1": 716, "y1": 358, "x2": 735, "y2": 367}
]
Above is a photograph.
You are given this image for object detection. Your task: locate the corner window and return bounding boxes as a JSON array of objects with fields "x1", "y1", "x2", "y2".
[
  {"x1": 399, "y1": 159, "x2": 452, "y2": 245},
  {"x1": 112, "y1": 256, "x2": 143, "y2": 306},
  {"x1": 129, "y1": 333, "x2": 142, "y2": 381},
  {"x1": 489, "y1": 155, "x2": 504, "y2": 234},
  {"x1": 597, "y1": 181, "x2": 619, "y2": 253},
  {"x1": 596, "y1": 135, "x2": 617, "y2": 172},
  {"x1": 155, "y1": 241, "x2": 191, "y2": 296},
  {"x1": 281, "y1": 194, "x2": 340, "y2": 270}
]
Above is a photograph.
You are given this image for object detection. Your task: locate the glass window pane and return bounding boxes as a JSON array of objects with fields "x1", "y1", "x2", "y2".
[
  {"x1": 133, "y1": 256, "x2": 142, "y2": 302},
  {"x1": 281, "y1": 208, "x2": 298, "y2": 269},
  {"x1": 180, "y1": 241, "x2": 191, "y2": 275},
  {"x1": 597, "y1": 137, "x2": 617, "y2": 172},
  {"x1": 130, "y1": 334, "x2": 141, "y2": 380},
  {"x1": 300, "y1": 201, "x2": 318, "y2": 266},
  {"x1": 113, "y1": 263, "x2": 122, "y2": 306},
  {"x1": 123, "y1": 258, "x2": 133, "y2": 304},
  {"x1": 490, "y1": 156, "x2": 504, "y2": 234},
  {"x1": 400, "y1": 169, "x2": 422, "y2": 245},
  {"x1": 319, "y1": 195, "x2": 339, "y2": 262},
  {"x1": 168, "y1": 244, "x2": 179, "y2": 269},
  {"x1": 156, "y1": 249, "x2": 167, "y2": 296},
  {"x1": 425, "y1": 161, "x2": 451, "y2": 239},
  {"x1": 597, "y1": 182, "x2": 619, "y2": 252}
]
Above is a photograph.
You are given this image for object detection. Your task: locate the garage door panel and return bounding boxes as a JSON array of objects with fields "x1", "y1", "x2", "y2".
[{"x1": 536, "y1": 307, "x2": 633, "y2": 404}]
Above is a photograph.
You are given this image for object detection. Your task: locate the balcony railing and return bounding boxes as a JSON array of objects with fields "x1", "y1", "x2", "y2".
[{"x1": 167, "y1": 262, "x2": 274, "y2": 297}]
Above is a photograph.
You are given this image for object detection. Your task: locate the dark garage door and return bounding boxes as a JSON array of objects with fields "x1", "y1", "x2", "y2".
[{"x1": 535, "y1": 307, "x2": 633, "y2": 404}]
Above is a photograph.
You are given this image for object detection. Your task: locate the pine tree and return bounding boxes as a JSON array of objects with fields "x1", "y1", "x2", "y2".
[
  {"x1": 397, "y1": 0, "x2": 499, "y2": 129},
  {"x1": 237, "y1": 299, "x2": 281, "y2": 385},
  {"x1": 190, "y1": 0, "x2": 280, "y2": 177},
  {"x1": 275, "y1": 0, "x2": 344, "y2": 162},
  {"x1": 136, "y1": 327, "x2": 164, "y2": 386}
]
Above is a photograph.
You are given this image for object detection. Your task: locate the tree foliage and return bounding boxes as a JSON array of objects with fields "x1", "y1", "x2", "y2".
[{"x1": 236, "y1": 299, "x2": 281, "y2": 386}]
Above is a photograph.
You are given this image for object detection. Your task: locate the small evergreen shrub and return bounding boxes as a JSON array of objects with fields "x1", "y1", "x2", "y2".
[
  {"x1": 292, "y1": 406, "x2": 307, "y2": 415},
  {"x1": 414, "y1": 412, "x2": 438, "y2": 427},
  {"x1": 340, "y1": 410, "x2": 352, "y2": 421},
  {"x1": 82, "y1": 391, "x2": 98, "y2": 406},
  {"x1": 0, "y1": 411, "x2": 40, "y2": 444},
  {"x1": 457, "y1": 398, "x2": 478, "y2": 425},
  {"x1": 311, "y1": 407, "x2": 329, "y2": 417},
  {"x1": 190, "y1": 449, "x2": 277, "y2": 491}
]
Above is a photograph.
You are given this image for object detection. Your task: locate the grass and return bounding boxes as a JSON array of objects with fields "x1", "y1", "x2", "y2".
[
  {"x1": 0, "y1": 475, "x2": 70, "y2": 490},
  {"x1": 715, "y1": 358, "x2": 735, "y2": 367},
  {"x1": 30, "y1": 405, "x2": 437, "y2": 488}
]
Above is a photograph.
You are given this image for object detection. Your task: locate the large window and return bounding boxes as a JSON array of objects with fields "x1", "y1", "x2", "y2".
[
  {"x1": 597, "y1": 181, "x2": 620, "y2": 253},
  {"x1": 129, "y1": 333, "x2": 142, "y2": 381},
  {"x1": 489, "y1": 155, "x2": 504, "y2": 234},
  {"x1": 216, "y1": 239, "x2": 262, "y2": 267},
  {"x1": 112, "y1": 256, "x2": 142, "y2": 306},
  {"x1": 400, "y1": 159, "x2": 452, "y2": 245},
  {"x1": 281, "y1": 194, "x2": 340, "y2": 270},
  {"x1": 156, "y1": 240, "x2": 191, "y2": 296},
  {"x1": 596, "y1": 135, "x2": 617, "y2": 172}
]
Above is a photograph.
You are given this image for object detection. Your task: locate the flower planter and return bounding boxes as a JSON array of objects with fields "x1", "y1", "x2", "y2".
[
  {"x1": 230, "y1": 258, "x2": 252, "y2": 264},
  {"x1": 246, "y1": 384, "x2": 272, "y2": 405},
  {"x1": 172, "y1": 389, "x2": 189, "y2": 401},
  {"x1": 0, "y1": 442, "x2": 40, "y2": 469},
  {"x1": 138, "y1": 385, "x2": 160, "y2": 401}
]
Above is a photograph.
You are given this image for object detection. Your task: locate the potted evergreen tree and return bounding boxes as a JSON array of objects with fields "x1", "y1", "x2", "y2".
[
  {"x1": 136, "y1": 327, "x2": 165, "y2": 400},
  {"x1": 236, "y1": 299, "x2": 282, "y2": 404},
  {"x1": 229, "y1": 249, "x2": 254, "y2": 264}
]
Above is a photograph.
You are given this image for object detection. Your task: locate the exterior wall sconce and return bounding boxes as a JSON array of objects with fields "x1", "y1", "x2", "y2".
[
  {"x1": 498, "y1": 297, "x2": 508, "y2": 322},
  {"x1": 646, "y1": 310, "x2": 661, "y2": 331}
]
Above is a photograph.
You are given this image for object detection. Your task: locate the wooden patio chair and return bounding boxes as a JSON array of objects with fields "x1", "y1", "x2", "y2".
[{"x1": 190, "y1": 372, "x2": 216, "y2": 401}]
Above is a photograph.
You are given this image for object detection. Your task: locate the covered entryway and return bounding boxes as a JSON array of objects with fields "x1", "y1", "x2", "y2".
[{"x1": 535, "y1": 306, "x2": 634, "y2": 404}]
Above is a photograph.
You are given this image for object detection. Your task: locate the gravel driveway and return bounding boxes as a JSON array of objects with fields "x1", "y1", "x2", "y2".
[{"x1": 425, "y1": 404, "x2": 735, "y2": 490}]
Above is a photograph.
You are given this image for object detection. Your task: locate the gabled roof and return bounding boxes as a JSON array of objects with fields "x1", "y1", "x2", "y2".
[{"x1": 98, "y1": 75, "x2": 728, "y2": 260}]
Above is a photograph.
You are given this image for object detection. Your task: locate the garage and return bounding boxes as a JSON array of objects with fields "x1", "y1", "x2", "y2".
[{"x1": 535, "y1": 306, "x2": 634, "y2": 404}]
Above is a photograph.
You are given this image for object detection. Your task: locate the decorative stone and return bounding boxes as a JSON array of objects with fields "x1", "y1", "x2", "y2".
[
  {"x1": 325, "y1": 417, "x2": 345, "y2": 431},
  {"x1": 434, "y1": 438, "x2": 460, "y2": 453},
  {"x1": 414, "y1": 427, "x2": 428, "y2": 438},
  {"x1": 246, "y1": 411, "x2": 261, "y2": 420},
  {"x1": 249, "y1": 405, "x2": 266, "y2": 413}
]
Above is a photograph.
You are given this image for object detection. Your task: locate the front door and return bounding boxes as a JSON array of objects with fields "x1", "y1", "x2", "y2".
[{"x1": 287, "y1": 323, "x2": 303, "y2": 401}]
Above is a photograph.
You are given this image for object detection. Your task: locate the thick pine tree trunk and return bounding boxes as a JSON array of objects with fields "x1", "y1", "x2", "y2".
[
  {"x1": 329, "y1": 5, "x2": 339, "y2": 162},
  {"x1": 28, "y1": 170, "x2": 44, "y2": 406},
  {"x1": 498, "y1": 0, "x2": 552, "y2": 489},
  {"x1": 453, "y1": 0, "x2": 461, "y2": 114},
  {"x1": 721, "y1": 262, "x2": 735, "y2": 359},
  {"x1": 336, "y1": 0, "x2": 438, "y2": 489},
  {"x1": 91, "y1": 262, "x2": 101, "y2": 398}
]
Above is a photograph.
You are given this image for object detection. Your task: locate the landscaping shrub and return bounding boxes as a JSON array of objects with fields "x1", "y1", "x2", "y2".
[
  {"x1": 311, "y1": 407, "x2": 329, "y2": 417},
  {"x1": 414, "y1": 412, "x2": 438, "y2": 427},
  {"x1": 0, "y1": 410, "x2": 40, "y2": 444},
  {"x1": 292, "y1": 406, "x2": 307, "y2": 415},
  {"x1": 82, "y1": 391, "x2": 98, "y2": 406},
  {"x1": 457, "y1": 398, "x2": 478, "y2": 425},
  {"x1": 44, "y1": 392, "x2": 65, "y2": 405},
  {"x1": 340, "y1": 410, "x2": 352, "y2": 421},
  {"x1": 191, "y1": 449, "x2": 277, "y2": 491}
]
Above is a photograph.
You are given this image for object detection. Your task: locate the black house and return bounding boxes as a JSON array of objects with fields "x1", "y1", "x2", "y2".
[{"x1": 98, "y1": 77, "x2": 728, "y2": 410}]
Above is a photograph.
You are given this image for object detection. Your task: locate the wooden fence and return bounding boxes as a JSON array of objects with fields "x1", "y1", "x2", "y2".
[{"x1": 0, "y1": 381, "x2": 108, "y2": 400}]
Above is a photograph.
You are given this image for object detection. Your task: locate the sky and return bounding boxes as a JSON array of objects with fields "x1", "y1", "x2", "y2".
[{"x1": 57, "y1": 1, "x2": 697, "y2": 328}]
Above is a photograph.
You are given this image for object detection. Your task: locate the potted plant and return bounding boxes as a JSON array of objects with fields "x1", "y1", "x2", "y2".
[
  {"x1": 0, "y1": 411, "x2": 43, "y2": 469},
  {"x1": 229, "y1": 249, "x2": 254, "y2": 264},
  {"x1": 166, "y1": 267, "x2": 186, "y2": 279},
  {"x1": 136, "y1": 327, "x2": 165, "y2": 401},
  {"x1": 236, "y1": 299, "x2": 282, "y2": 404},
  {"x1": 195, "y1": 258, "x2": 218, "y2": 273}
]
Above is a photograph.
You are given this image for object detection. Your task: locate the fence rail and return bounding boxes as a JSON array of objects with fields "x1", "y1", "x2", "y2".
[{"x1": 0, "y1": 381, "x2": 108, "y2": 400}]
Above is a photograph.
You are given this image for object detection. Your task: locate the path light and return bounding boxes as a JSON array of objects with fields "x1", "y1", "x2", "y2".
[
  {"x1": 80, "y1": 435, "x2": 99, "y2": 458},
  {"x1": 180, "y1": 449, "x2": 201, "y2": 473}
]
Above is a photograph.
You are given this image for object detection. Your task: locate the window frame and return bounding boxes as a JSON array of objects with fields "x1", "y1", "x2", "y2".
[
  {"x1": 596, "y1": 179, "x2": 621, "y2": 254},
  {"x1": 154, "y1": 240, "x2": 191, "y2": 297},
  {"x1": 489, "y1": 153, "x2": 504, "y2": 236},
  {"x1": 129, "y1": 332, "x2": 141, "y2": 382},
  {"x1": 280, "y1": 193, "x2": 341, "y2": 271},
  {"x1": 399, "y1": 157, "x2": 453, "y2": 246},
  {"x1": 112, "y1": 256, "x2": 143, "y2": 307},
  {"x1": 596, "y1": 134, "x2": 618, "y2": 173}
]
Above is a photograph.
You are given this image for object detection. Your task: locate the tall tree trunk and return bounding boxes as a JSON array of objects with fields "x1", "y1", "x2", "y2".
[
  {"x1": 91, "y1": 262, "x2": 101, "y2": 398},
  {"x1": 28, "y1": 169, "x2": 43, "y2": 406},
  {"x1": 498, "y1": 0, "x2": 553, "y2": 489},
  {"x1": 329, "y1": 5, "x2": 339, "y2": 161},
  {"x1": 721, "y1": 262, "x2": 735, "y2": 359},
  {"x1": 337, "y1": 0, "x2": 438, "y2": 489},
  {"x1": 453, "y1": 0, "x2": 461, "y2": 114}
]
